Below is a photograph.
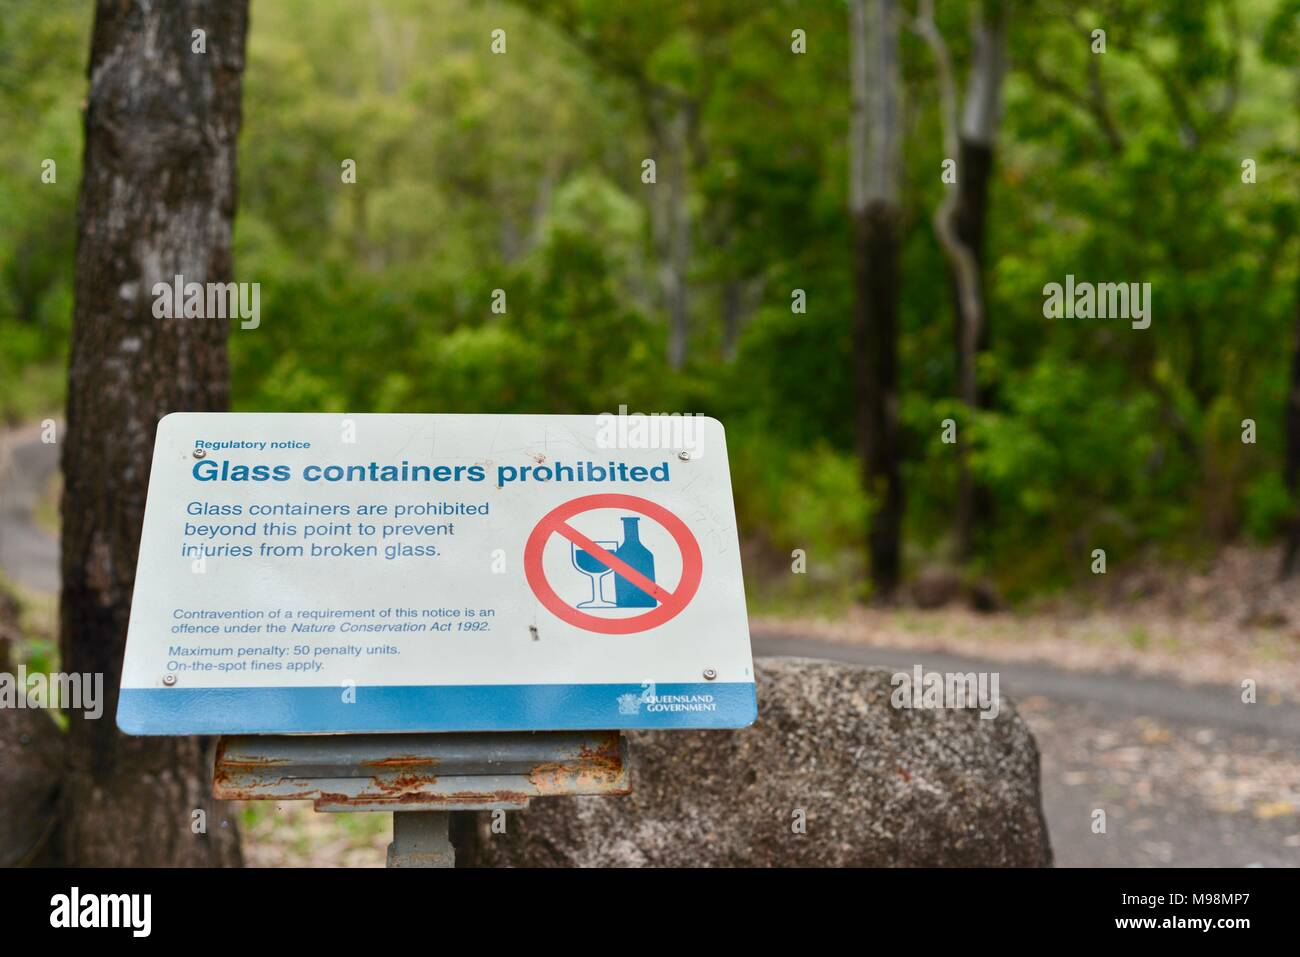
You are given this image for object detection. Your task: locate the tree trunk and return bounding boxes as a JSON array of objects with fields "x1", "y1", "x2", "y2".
[
  {"x1": 721, "y1": 279, "x2": 743, "y2": 362},
  {"x1": 720, "y1": 276, "x2": 761, "y2": 362},
  {"x1": 850, "y1": 0, "x2": 904, "y2": 600},
  {"x1": 855, "y1": 205, "x2": 904, "y2": 598},
  {"x1": 650, "y1": 102, "x2": 694, "y2": 371},
  {"x1": 951, "y1": 6, "x2": 1005, "y2": 559},
  {"x1": 950, "y1": 139, "x2": 995, "y2": 558},
  {"x1": 1280, "y1": 270, "x2": 1300, "y2": 578},
  {"x1": 58, "y1": 0, "x2": 249, "y2": 866}
]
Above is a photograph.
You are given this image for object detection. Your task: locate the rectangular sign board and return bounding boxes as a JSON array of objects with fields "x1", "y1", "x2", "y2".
[{"x1": 118, "y1": 413, "x2": 756, "y2": 734}]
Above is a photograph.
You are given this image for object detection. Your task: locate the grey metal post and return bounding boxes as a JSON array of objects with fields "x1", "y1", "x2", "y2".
[{"x1": 387, "y1": 810, "x2": 454, "y2": 868}]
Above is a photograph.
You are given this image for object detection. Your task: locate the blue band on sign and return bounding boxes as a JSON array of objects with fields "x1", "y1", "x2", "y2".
[{"x1": 116, "y1": 682, "x2": 758, "y2": 735}]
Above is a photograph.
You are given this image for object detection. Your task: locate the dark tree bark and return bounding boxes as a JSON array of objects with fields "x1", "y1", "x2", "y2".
[
  {"x1": 915, "y1": 1, "x2": 1005, "y2": 562},
  {"x1": 58, "y1": 0, "x2": 249, "y2": 866},
  {"x1": 849, "y1": 0, "x2": 904, "y2": 600},
  {"x1": 952, "y1": 4, "x2": 1005, "y2": 416},
  {"x1": 951, "y1": 135, "x2": 995, "y2": 558},
  {"x1": 854, "y1": 205, "x2": 904, "y2": 598}
]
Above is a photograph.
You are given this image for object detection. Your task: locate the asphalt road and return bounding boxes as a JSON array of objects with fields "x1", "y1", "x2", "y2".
[
  {"x1": 753, "y1": 635, "x2": 1300, "y2": 867},
  {"x1": 1, "y1": 427, "x2": 1296, "y2": 867},
  {"x1": 0, "y1": 423, "x2": 59, "y2": 593}
]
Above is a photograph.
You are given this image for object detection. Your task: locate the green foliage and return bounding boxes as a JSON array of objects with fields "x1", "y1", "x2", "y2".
[
  {"x1": 1244, "y1": 470, "x2": 1293, "y2": 542},
  {"x1": 2, "y1": 0, "x2": 1299, "y2": 604},
  {"x1": 0, "y1": 0, "x2": 87, "y2": 420},
  {"x1": 730, "y1": 433, "x2": 869, "y2": 609}
]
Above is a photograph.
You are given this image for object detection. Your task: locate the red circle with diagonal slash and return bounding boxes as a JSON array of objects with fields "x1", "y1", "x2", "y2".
[{"x1": 524, "y1": 493, "x2": 702, "y2": 635}]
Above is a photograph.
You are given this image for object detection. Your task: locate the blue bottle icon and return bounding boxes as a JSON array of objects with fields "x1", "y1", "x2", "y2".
[{"x1": 614, "y1": 516, "x2": 657, "y2": 607}]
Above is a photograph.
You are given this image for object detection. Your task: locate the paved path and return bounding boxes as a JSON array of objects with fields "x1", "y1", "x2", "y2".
[
  {"x1": 755, "y1": 635, "x2": 1300, "y2": 867},
  {"x1": 2, "y1": 427, "x2": 1296, "y2": 867},
  {"x1": 0, "y1": 424, "x2": 59, "y2": 594}
]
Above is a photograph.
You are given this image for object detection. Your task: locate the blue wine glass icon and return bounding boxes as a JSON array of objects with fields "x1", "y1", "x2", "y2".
[{"x1": 572, "y1": 540, "x2": 618, "y2": 609}]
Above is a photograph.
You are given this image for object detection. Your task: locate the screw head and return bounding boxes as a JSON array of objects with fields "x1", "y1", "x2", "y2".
[
  {"x1": 703, "y1": 668, "x2": 717, "y2": 680},
  {"x1": 163, "y1": 674, "x2": 177, "y2": 686},
  {"x1": 678, "y1": 450, "x2": 691, "y2": 461},
  {"x1": 192, "y1": 448, "x2": 206, "y2": 459}
]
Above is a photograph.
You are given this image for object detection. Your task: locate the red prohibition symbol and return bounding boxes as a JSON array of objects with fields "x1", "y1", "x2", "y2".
[{"x1": 524, "y1": 493, "x2": 703, "y2": 635}]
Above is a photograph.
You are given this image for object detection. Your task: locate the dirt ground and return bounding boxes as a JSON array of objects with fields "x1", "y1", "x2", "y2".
[{"x1": 755, "y1": 545, "x2": 1300, "y2": 702}]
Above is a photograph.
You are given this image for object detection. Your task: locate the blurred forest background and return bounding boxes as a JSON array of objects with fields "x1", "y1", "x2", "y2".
[{"x1": 3, "y1": 0, "x2": 1300, "y2": 609}]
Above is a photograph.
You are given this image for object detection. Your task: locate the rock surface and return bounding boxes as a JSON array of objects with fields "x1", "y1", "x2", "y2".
[{"x1": 457, "y1": 657, "x2": 1053, "y2": 867}]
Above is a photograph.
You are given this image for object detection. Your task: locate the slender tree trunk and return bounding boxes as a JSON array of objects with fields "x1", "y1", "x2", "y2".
[
  {"x1": 952, "y1": 5, "x2": 1005, "y2": 559},
  {"x1": 915, "y1": 0, "x2": 1004, "y2": 561},
  {"x1": 720, "y1": 276, "x2": 761, "y2": 362},
  {"x1": 667, "y1": 151, "x2": 691, "y2": 371},
  {"x1": 950, "y1": 139, "x2": 995, "y2": 559},
  {"x1": 58, "y1": 0, "x2": 249, "y2": 866},
  {"x1": 1279, "y1": 270, "x2": 1300, "y2": 578},
  {"x1": 850, "y1": 0, "x2": 904, "y2": 600},
  {"x1": 854, "y1": 206, "x2": 904, "y2": 598},
  {"x1": 952, "y1": 138, "x2": 994, "y2": 393},
  {"x1": 650, "y1": 103, "x2": 694, "y2": 371},
  {"x1": 722, "y1": 279, "x2": 743, "y2": 362}
]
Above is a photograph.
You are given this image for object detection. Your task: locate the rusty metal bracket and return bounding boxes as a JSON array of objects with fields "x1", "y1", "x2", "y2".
[{"x1": 213, "y1": 730, "x2": 630, "y2": 813}]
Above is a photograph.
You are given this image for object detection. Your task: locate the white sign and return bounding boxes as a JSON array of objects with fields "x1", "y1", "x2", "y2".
[{"x1": 118, "y1": 413, "x2": 756, "y2": 734}]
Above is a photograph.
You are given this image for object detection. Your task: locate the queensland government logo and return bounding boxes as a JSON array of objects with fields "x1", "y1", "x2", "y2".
[{"x1": 616, "y1": 684, "x2": 717, "y2": 715}]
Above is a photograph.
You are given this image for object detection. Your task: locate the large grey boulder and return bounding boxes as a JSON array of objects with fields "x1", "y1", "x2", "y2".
[{"x1": 458, "y1": 657, "x2": 1052, "y2": 867}]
